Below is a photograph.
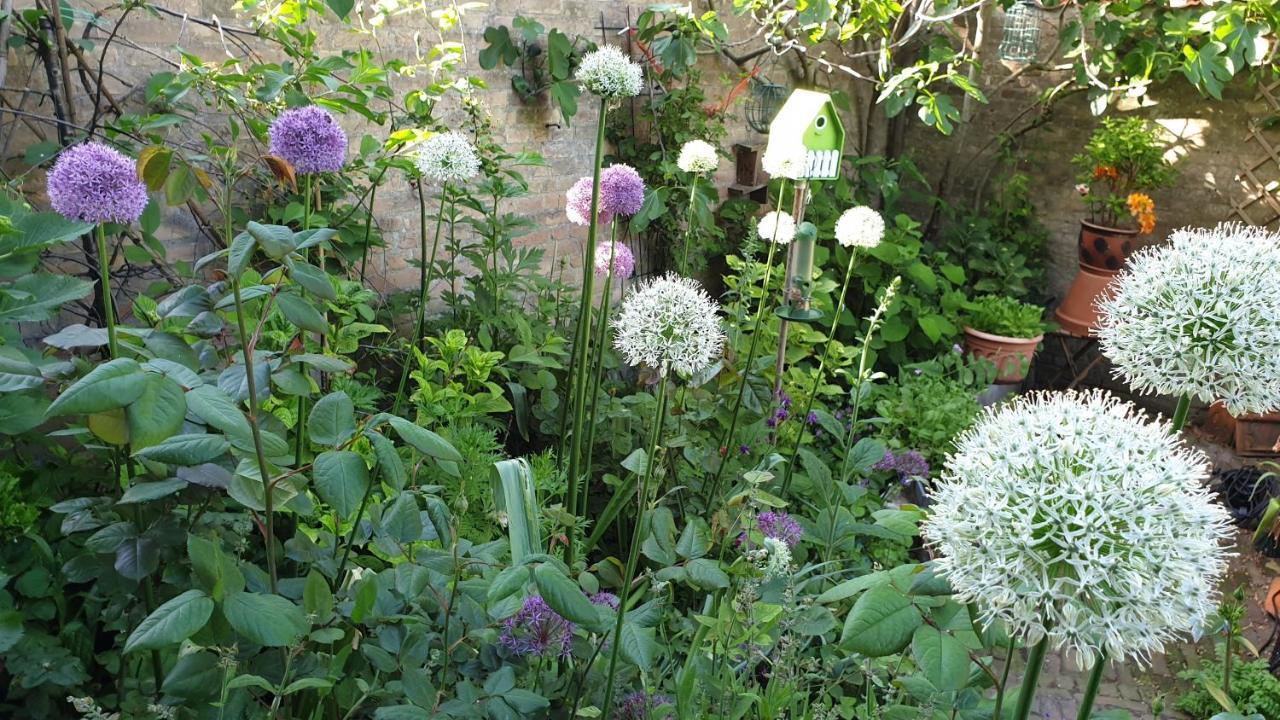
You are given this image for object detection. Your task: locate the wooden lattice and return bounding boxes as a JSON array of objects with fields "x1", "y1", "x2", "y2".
[{"x1": 1228, "y1": 80, "x2": 1280, "y2": 228}]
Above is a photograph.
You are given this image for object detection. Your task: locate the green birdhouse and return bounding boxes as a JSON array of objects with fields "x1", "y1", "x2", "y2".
[{"x1": 766, "y1": 89, "x2": 846, "y2": 180}]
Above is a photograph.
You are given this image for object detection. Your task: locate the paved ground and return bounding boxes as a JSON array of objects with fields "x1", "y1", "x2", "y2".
[{"x1": 1001, "y1": 431, "x2": 1279, "y2": 719}]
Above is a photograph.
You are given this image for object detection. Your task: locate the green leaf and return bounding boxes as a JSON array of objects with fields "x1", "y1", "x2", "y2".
[
  {"x1": 118, "y1": 478, "x2": 188, "y2": 504},
  {"x1": 303, "y1": 570, "x2": 334, "y2": 621},
  {"x1": 368, "y1": 431, "x2": 406, "y2": 490},
  {"x1": 135, "y1": 433, "x2": 230, "y2": 465},
  {"x1": 276, "y1": 292, "x2": 328, "y2": 335},
  {"x1": 493, "y1": 457, "x2": 541, "y2": 563},
  {"x1": 533, "y1": 564, "x2": 605, "y2": 632},
  {"x1": 325, "y1": 0, "x2": 353, "y2": 20},
  {"x1": 619, "y1": 622, "x2": 656, "y2": 671},
  {"x1": 226, "y1": 229, "x2": 255, "y2": 279},
  {"x1": 187, "y1": 534, "x2": 244, "y2": 602},
  {"x1": 46, "y1": 359, "x2": 147, "y2": 417},
  {"x1": 1182, "y1": 41, "x2": 1232, "y2": 100},
  {"x1": 287, "y1": 259, "x2": 337, "y2": 300},
  {"x1": 127, "y1": 374, "x2": 187, "y2": 449},
  {"x1": 685, "y1": 558, "x2": 730, "y2": 590},
  {"x1": 841, "y1": 584, "x2": 922, "y2": 656},
  {"x1": 185, "y1": 385, "x2": 253, "y2": 443},
  {"x1": 0, "y1": 274, "x2": 93, "y2": 322},
  {"x1": 308, "y1": 391, "x2": 355, "y2": 447},
  {"x1": 312, "y1": 450, "x2": 370, "y2": 519},
  {"x1": 222, "y1": 591, "x2": 308, "y2": 647},
  {"x1": 910, "y1": 625, "x2": 970, "y2": 691},
  {"x1": 246, "y1": 222, "x2": 297, "y2": 259},
  {"x1": 386, "y1": 416, "x2": 462, "y2": 461},
  {"x1": 124, "y1": 589, "x2": 214, "y2": 653},
  {"x1": 382, "y1": 492, "x2": 422, "y2": 544}
]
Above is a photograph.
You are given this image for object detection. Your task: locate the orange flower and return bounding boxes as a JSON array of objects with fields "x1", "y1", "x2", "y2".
[
  {"x1": 1137, "y1": 212, "x2": 1156, "y2": 234},
  {"x1": 1094, "y1": 165, "x2": 1119, "y2": 181},
  {"x1": 1127, "y1": 192, "x2": 1154, "y2": 215}
]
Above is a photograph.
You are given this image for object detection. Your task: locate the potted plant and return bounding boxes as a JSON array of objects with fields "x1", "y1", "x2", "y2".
[
  {"x1": 1056, "y1": 117, "x2": 1177, "y2": 335},
  {"x1": 961, "y1": 294, "x2": 1048, "y2": 384}
]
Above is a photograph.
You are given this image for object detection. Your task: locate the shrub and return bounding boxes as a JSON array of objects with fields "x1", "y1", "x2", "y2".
[
  {"x1": 1176, "y1": 656, "x2": 1280, "y2": 720},
  {"x1": 963, "y1": 294, "x2": 1047, "y2": 339}
]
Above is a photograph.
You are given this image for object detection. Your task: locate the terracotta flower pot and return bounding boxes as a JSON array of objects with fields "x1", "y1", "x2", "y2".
[
  {"x1": 1054, "y1": 265, "x2": 1119, "y2": 338},
  {"x1": 962, "y1": 326, "x2": 1043, "y2": 384},
  {"x1": 1235, "y1": 410, "x2": 1280, "y2": 457},
  {"x1": 1078, "y1": 220, "x2": 1140, "y2": 272}
]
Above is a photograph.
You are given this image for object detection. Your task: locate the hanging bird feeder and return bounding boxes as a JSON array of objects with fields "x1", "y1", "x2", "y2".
[
  {"x1": 746, "y1": 79, "x2": 788, "y2": 134},
  {"x1": 998, "y1": 1, "x2": 1044, "y2": 64},
  {"x1": 774, "y1": 220, "x2": 823, "y2": 324}
]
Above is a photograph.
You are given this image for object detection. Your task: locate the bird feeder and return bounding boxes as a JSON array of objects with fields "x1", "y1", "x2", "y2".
[
  {"x1": 746, "y1": 79, "x2": 788, "y2": 134},
  {"x1": 765, "y1": 89, "x2": 846, "y2": 181},
  {"x1": 775, "y1": 220, "x2": 823, "y2": 323},
  {"x1": 998, "y1": 1, "x2": 1044, "y2": 64}
]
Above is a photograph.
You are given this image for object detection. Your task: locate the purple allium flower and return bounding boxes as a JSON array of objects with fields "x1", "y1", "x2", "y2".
[
  {"x1": 873, "y1": 450, "x2": 898, "y2": 473},
  {"x1": 565, "y1": 176, "x2": 613, "y2": 227},
  {"x1": 594, "y1": 240, "x2": 636, "y2": 279},
  {"x1": 589, "y1": 592, "x2": 620, "y2": 610},
  {"x1": 756, "y1": 511, "x2": 803, "y2": 549},
  {"x1": 499, "y1": 595, "x2": 575, "y2": 658},
  {"x1": 874, "y1": 449, "x2": 931, "y2": 483},
  {"x1": 268, "y1": 106, "x2": 347, "y2": 175},
  {"x1": 617, "y1": 691, "x2": 673, "y2": 720},
  {"x1": 600, "y1": 164, "x2": 645, "y2": 218},
  {"x1": 765, "y1": 416, "x2": 778, "y2": 429},
  {"x1": 806, "y1": 411, "x2": 818, "y2": 426},
  {"x1": 47, "y1": 142, "x2": 148, "y2": 224}
]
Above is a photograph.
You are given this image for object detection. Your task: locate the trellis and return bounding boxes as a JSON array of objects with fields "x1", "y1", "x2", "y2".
[{"x1": 1227, "y1": 79, "x2": 1280, "y2": 228}]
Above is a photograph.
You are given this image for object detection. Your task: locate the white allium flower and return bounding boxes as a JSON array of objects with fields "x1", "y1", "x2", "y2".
[
  {"x1": 614, "y1": 273, "x2": 725, "y2": 377},
  {"x1": 1097, "y1": 222, "x2": 1280, "y2": 415},
  {"x1": 922, "y1": 390, "x2": 1233, "y2": 670},
  {"x1": 756, "y1": 211, "x2": 795, "y2": 245},
  {"x1": 761, "y1": 142, "x2": 807, "y2": 180},
  {"x1": 575, "y1": 46, "x2": 644, "y2": 99},
  {"x1": 760, "y1": 537, "x2": 793, "y2": 578},
  {"x1": 677, "y1": 139, "x2": 718, "y2": 175},
  {"x1": 414, "y1": 131, "x2": 480, "y2": 184},
  {"x1": 835, "y1": 206, "x2": 885, "y2": 248}
]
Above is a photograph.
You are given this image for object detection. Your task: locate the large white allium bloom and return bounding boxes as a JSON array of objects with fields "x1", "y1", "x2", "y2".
[
  {"x1": 414, "y1": 132, "x2": 480, "y2": 184},
  {"x1": 614, "y1": 273, "x2": 725, "y2": 377},
  {"x1": 1097, "y1": 222, "x2": 1280, "y2": 415},
  {"x1": 677, "y1": 140, "x2": 718, "y2": 175},
  {"x1": 761, "y1": 142, "x2": 807, "y2": 180},
  {"x1": 922, "y1": 390, "x2": 1232, "y2": 670},
  {"x1": 575, "y1": 46, "x2": 644, "y2": 99},
  {"x1": 835, "y1": 206, "x2": 885, "y2": 248},
  {"x1": 756, "y1": 211, "x2": 795, "y2": 245}
]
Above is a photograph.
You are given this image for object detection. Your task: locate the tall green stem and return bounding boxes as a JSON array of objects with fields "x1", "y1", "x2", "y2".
[
  {"x1": 1171, "y1": 393, "x2": 1191, "y2": 435},
  {"x1": 600, "y1": 371, "x2": 670, "y2": 719},
  {"x1": 1075, "y1": 652, "x2": 1107, "y2": 720},
  {"x1": 295, "y1": 176, "x2": 314, "y2": 468},
  {"x1": 564, "y1": 99, "x2": 609, "y2": 568},
  {"x1": 393, "y1": 184, "x2": 449, "y2": 418},
  {"x1": 358, "y1": 166, "x2": 388, "y2": 283},
  {"x1": 94, "y1": 224, "x2": 118, "y2": 358},
  {"x1": 704, "y1": 180, "x2": 788, "y2": 504},
  {"x1": 780, "y1": 248, "x2": 859, "y2": 496},
  {"x1": 992, "y1": 635, "x2": 1016, "y2": 720},
  {"x1": 579, "y1": 226, "x2": 618, "y2": 517},
  {"x1": 679, "y1": 177, "x2": 696, "y2": 273},
  {"x1": 1011, "y1": 637, "x2": 1049, "y2": 720}
]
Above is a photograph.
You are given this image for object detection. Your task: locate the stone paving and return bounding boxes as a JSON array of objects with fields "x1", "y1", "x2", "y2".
[{"x1": 1001, "y1": 431, "x2": 1279, "y2": 719}]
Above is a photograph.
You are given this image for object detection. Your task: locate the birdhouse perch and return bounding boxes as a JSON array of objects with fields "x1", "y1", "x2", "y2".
[{"x1": 766, "y1": 89, "x2": 846, "y2": 181}]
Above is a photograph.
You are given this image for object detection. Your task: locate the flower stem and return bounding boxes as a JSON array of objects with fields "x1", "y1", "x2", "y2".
[
  {"x1": 705, "y1": 181, "x2": 788, "y2": 504},
  {"x1": 600, "y1": 371, "x2": 670, "y2": 719},
  {"x1": 780, "y1": 248, "x2": 859, "y2": 496},
  {"x1": 358, "y1": 165, "x2": 388, "y2": 283},
  {"x1": 680, "y1": 177, "x2": 696, "y2": 273},
  {"x1": 1171, "y1": 393, "x2": 1191, "y2": 435},
  {"x1": 992, "y1": 634, "x2": 1016, "y2": 720},
  {"x1": 564, "y1": 99, "x2": 609, "y2": 568},
  {"x1": 393, "y1": 183, "x2": 448, "y2": 419},
  {"x1": 94, "y1": 224, "x2": 118, "y2": 357},
  {"x1": 295, "y1": 175, "x2": 314, "y2": 468},
  {"x1": 580, "y1": 225, "x2": 618, "y2": 517},
  {"x1": 1012, "y1": 636, "x2": 1049, "y2": 720},
  {"x1": 1075, "y1": 652, "x2": 1107, "y2": 720}
]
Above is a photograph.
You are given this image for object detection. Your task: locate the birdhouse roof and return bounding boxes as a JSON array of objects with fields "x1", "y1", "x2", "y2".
[{"x1": 770, "y1": 89, "x2": 836, "y2": 134}]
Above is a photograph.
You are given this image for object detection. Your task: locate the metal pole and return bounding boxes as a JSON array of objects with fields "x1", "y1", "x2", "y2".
[{"x1": 773, "y1": 180, "x2": 809, "y2": 394}]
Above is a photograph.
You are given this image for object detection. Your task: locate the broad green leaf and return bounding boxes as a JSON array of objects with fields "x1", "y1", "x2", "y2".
[
  {"x1": 287, "y1": 259, "x2": 337, "y2": 300},
  {"x1": 46, "y1": 359, "x2": 147, "y2": 417},
  {"x1": 187, "y1": 534, "x2": 244, "y2": 602},
  {"x1": 127, "y1": 374, "x2": 187, "y2": 449},
  {"x1": 246, "y1": 221, "x2": 296, "y2": 259},
  {"x1": 0, "y1": 274, "x2": 93, "y2": 322},
  {"x1": 303, "y1": 570, "x2": 334, "y2": 621},
  {"x1": 841, "y1": 584, "x2": 922, "y2": 656},
  {"x1": 312, "y1": 450, "x2": 369, "y2": 519},
  {"x1": 222, "y1": 591, "x2": 308, "y2": 647},
  {"x1": 185, "y1": 384, "x2": 253, "y2": 443},
  {"x1": 619, "y1": 622, "x2": 655, "y2": 671},
  {"x1": 386, "y1": 416, "x2": 462, "y2": 461},
  {"x1": 226, "y1": 230, "x2": 256, "y2": 279},
  {"x1": 910, "y1": 625, "x2": 970, "y2": 692},
  {"x1": 276, "y1": 292, "x2": 328, "y2": 335},
  {"x1": 118, "y1": 478, "x2": 188, "y2": 504},
  {"x1": 135, "y1": 433, "x2": 230, "y2": 465},
  {"x1": 685, "y1": 558, "x2": 730, "y2": 590},
  {"x1": 368, "y1": 431, "x2": 406, "y2": 490},
  {"x1": 308, "y1": 391, "x2": 355, "y2": 447},
  {"x1": 124, "y1": 589, "x2": 214, "y2": 653},
  {"x1": 533, "y1": 564, "x2": 605, "y2": 632}
]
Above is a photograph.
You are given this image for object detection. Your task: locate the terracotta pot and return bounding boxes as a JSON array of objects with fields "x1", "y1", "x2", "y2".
[
  {"x1": 962, "y1": 326, "x2": 1043, "y2": 384},
  {"x1": 1235, "y1": 410, "x2": 1280, "y2": 457},
  {"x1": 1078, "y1": 220, "x2": 1139, "y2": 273},
  {"x1": 1054, "y1": 265, "x2": 1118, "y2": 337}
]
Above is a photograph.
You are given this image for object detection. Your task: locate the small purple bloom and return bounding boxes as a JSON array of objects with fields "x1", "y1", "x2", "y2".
[
  {"x1": 589, "y1": 592, "x2": 620, "y2": 610},
  {"x1": 756, "y1": 511, "x2": 803, "y2": 549},
  {"x1": 565, "y1": 176, "x2": 613, "y2": 226},
  {"x1": 617, "y1": 691, "x2": 673, "y2": 720},
  {"x1": 47, "y1": 142, "x2": 148, "y2": 224},
  {"x1": 268, "y1": 106, "x2": 347, "y2": 175},
  {"x1": 765, "y1": 416, "x2": 778, "y2": 429},
  {"x1": 594, "y1": 240, "x2": 636, "y2": 279},
  {"x1": 738, "y1": 444, "x2": 750, "y2": 455},
  {"x1": 600, "y1": 164, "x2": 645, "y2": 218},
  {"x1": 873, "y1": 450, "x2": 898, "y2": 473},
  {"x1": 499, "y1": 595, "x2": 575, "y2": 658},
  {"x1": 806, "y1": 411, "x2": 818, "y2": 426},
  {"x1": 874, "y1": 449, "x2": 930, "y2": 483}
]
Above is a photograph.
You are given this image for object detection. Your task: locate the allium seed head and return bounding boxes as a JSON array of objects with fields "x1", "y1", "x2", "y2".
[
  {"x1": 1097, "y1": 222, "x2": 1280, "y2": 415},
  {"x1": 614, "y1": 273, "x2": 724, "y2": 378},
  {"x1": 576, "y1": 46, "x2": 644, "y2": 99},
  {"x1": 922, "y1": 390, "x2": 1233, "y2": 669},
  {"x1": 835, "y1": 206, "x2": 885, "y2": 248},
  {"x1": 268, "y1": 106, "x2": 347, "y2": 175},
  {"x1": 677, "y1": 139, "x2": 718, "y2": 174},
  {"x1": 47, "y1": 142, "x2": 148, "y2": 224},
  {"x1": 414, "y1": 131, "x2": 480, "y2": 184},
  {"x1": 757, "y1": 211, "x2": 795, "y2": 245}
]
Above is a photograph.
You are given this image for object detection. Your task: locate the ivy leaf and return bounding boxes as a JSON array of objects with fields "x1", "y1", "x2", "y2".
[{"x1": 123, "y1": 589, "x2": 214, "y2": 653}]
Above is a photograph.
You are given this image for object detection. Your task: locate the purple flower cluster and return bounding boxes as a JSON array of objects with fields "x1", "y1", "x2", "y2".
[
  {"x1": 757, "y1": 511, "x2": 804, "y2": 549},
  {"x1": 617, "y1": 691, "x2": 673, "y2": 720},
  {"x1": 765, "y1": 390, "x2": 792, "y2": 429},
  {"x1": 873, "y1": 449, "x2": 930, "y2": 483},
  {"x1": 594, "y1": 240, "x2": 636, "y2": 280},
  {"x1": 268, "y1": 106, "x2": 347, "y2": 175},
  {"x1": 565, "y1": 176, "x2": 609, "y2": 226},
  {"x1": 499, "y1": 595, "x2": 575, "y2": 658},
  {"x1": 47, "y1": 142, "x2": 148, "y2": 224},
  {"x1": 590, "y1": 591, "x2": 620, "y2": 610},
  {"x1": 600, "y1": 164, "x2": 645, "y2": 217}
]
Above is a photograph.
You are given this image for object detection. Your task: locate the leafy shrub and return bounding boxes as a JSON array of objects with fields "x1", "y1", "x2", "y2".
[
  {"x1": 1072, "y1": 117, "x2": 1177, "y2": 228},
  {"x1": 935, "y1": 173, "x2": 1048, "y2": 301},
  {"x1": 873, "y1": 369, "x2": 982, "y2": 468},
  {"x1": 963, "y1": 294, "x2": 1047, "y2": 339},
  {"x1": 1176, "y1": 656, "x2": 1280, "y2": 720}
]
